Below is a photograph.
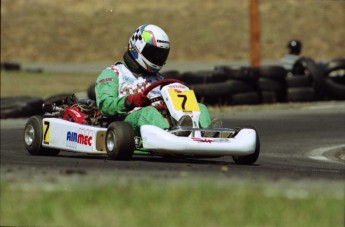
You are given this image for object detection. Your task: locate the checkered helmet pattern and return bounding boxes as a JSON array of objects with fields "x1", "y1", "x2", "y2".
[
  {"x1": 128, "y1": 24, "x2": 170, "y2": 73},
  {"x1": 131, "y1": 29, "x2": 142, "y2": 42}
]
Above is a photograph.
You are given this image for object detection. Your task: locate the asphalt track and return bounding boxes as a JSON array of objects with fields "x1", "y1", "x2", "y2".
[{"x1": 1, "y1": 102, "x2": 344, "y2": 181}]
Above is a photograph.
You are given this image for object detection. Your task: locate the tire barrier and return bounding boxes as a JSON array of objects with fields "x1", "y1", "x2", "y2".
[
  {"x1": 1, "y1": 96, "x2": 44, "y2": 118},
  {"x1": 323, "y1": 58, "x2": 345, "y2": 100},
  {"x1": 181, "y1": 57, "x2": 344, "y2": 105},
  {"x1": 1, "y1": 58, "x2": 344, "y2": 118},
  {"x1": 189, "y1": 79, "x2": 255, "y2": 105},
  {"x1": 258, "y1": 77, "x2": 286, "y2": 103},
  {"x1": 325, "y1": 78, "x2": 345, "y2": 100},
  {"x1": 161, "y1": 70, "x2": 182, "y2": 80},
  {"x1": 182, "y1": 70, "x2": 228, "y2": 84},
  {"x1": 1, "y1": 61, "x2": 43, "y2": 72},
  {"x1": 286, "y1": 74, "x2": 314, "y2": 102},
  {"x1": 323, "y1": 58, "x2": 345, "y2": 81},
  {"x1": 0, "y1": 62, "x2": 21, "y2": 71},
  {"x1": 44, "y1": 93, "x2": 73, "y2": 106},
  {"x1": 0, "y1": 94, "x2": 74, "y2": 119},
  {"x1": 179, "y1": 66, "x2": 260, "y2": 105},
  {"x1": 294, "y1": 57, "x2": 326, "y2": 100}
]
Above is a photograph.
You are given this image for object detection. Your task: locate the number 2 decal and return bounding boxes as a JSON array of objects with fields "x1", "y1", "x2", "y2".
[{"x1": 43, "y1": 121, "x2": 50, "y2": 144}]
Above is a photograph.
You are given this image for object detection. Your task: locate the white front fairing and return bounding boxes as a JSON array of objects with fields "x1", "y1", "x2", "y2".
[
  {"x1": 41, "y1": 118, "x2": 107, "y2": 154},
  {"x1": 141, "y1": 125, "x2": 257, "y2": 156},
  {"x1": 146, "y1": 82, "x2": 258, "y2": 156}
]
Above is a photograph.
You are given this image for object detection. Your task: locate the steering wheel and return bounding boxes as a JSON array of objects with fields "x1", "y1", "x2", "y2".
[
  {"x1": 142, "y1": 79, "x2": 184, "y2": 96},
  {"x1": 142, "y1": 79, "x2": 185, "y2": 110}
]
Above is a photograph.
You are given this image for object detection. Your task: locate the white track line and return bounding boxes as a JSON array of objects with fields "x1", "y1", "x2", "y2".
[{"x1": 308, "y1": 144, "x2": 345, "y2": 163}]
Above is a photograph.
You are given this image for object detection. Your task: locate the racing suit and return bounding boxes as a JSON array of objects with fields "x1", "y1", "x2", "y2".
[
  {"x1": 95, "y1": 62, "x2": 212, "y2": 135},
  {"x1": 280, "y1": 54, "x2": 300, "y2": 71}
]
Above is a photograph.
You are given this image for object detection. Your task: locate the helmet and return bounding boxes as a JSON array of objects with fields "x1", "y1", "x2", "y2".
[
  {"x1": 287, "y1": 39, "x2": 302, "y2": 55},
  {"x1": 128, "y1": 24, "x2": 170, "y2": 73}
]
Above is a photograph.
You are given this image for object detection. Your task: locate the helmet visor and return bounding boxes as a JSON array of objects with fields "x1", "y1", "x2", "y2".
[{"x1": 141, "y1": 44, "x2": 170, "y2": 66}]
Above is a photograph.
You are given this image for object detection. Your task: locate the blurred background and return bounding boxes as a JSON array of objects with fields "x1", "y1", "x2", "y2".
[
  {"x1": 1, "y1": 0, "x2": 344, "y2": 64},
  {"x1": 1, "y1": 0, "x2": 345, "y2": 118}
]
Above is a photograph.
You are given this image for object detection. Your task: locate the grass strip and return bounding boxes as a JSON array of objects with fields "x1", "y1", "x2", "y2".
[
  {"x1": 1, "y1": 179, "x2": 343, "y2": 227},
  {"x1": 1, "y1": 71, "x2": 96, "y2": 98}
]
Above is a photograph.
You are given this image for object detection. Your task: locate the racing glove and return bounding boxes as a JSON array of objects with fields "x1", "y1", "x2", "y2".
[{"x1": 124, "y1": 93, "x2": 151, "y2": 110}]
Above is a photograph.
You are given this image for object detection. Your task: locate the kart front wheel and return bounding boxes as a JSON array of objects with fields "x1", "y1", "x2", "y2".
[
  {"x1": 106, "y1": 122, "x2": 135, "y2": 160},
  {"x1": 24, "y1": 115, "x2": 60, "y2": 156},
  {"x1": 232, "y1": 127, "x2": 260, "y2": 165}
]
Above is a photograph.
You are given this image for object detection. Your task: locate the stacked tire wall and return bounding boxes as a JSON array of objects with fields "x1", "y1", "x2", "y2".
[
  {"x1": 1, "y1": 58, "x2": 344, "y2": 118},
  {"x1": 323, "y1": 58, "x2": 345, "y2": 100},
  {"x1": 161, "y1": 57, "x2": 345, "y2": 106}
]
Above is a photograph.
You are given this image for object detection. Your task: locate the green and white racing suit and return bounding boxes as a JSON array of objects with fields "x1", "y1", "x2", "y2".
[{"x1": 95, "y1": 62, "x2": 212, "y2": 135}]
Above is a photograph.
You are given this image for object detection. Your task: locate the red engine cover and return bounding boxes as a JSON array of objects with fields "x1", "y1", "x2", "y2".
[{"x1": 63, "y1": 107, "x2": 87, "y2": 124}]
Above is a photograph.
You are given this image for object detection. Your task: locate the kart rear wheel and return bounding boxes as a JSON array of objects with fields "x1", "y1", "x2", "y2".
[
  {"x1": 24, "y1": 115, "x2": 60, "y2": 156},
  {"x1": 106, "y1": 122, "x2": 135, "y2": 160},
  {"x1": 232, "y1": 127, "x2": 260, "y2": 165}
]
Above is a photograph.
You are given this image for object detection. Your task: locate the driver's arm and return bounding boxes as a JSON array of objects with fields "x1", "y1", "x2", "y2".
[{"x1": 95, "y1": 69, "x2": 128, "y2": 117}]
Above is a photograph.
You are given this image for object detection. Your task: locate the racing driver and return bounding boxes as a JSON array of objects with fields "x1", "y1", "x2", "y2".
[{"x1": 95, "y1": 24, "x2": 220, "y2": 136}]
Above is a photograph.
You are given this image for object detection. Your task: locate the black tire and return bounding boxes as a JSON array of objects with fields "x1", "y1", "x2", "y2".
[
  {"x1": 181, "y1": 70, "x2": 227, "y2": 84},
  {"x1": 105, "y1": 122, "x2": 135, "y2": 160},
  {"x1": 258, "y1": 78, "x2": 283, "y2": 91},
  {"x1": 1, "y1": 96, "x2": 44, "y2": 118},
  {"x1": 1, "y1": 62, "x2": 21, "y2": 71},
  {"x1": 192, "y1": 82, "x2": 229, "y2": 105},
  {"x1": 213, "y1": 66, "x2": 259, "y2": 83},
  {"x1": 161, "y1": 70, "x2": 182, "y2": 80},
  {"x1": 213, "y1": 65, "x2": 233, "y2": 79},
  {"x1": 323, "y1": 58, "x2": 345, "y2": 75},
  {"x1": 327, "y1": 68, "x2": 345, "y2": 85},
  {"x1": 44, "y1": 93, "x2": 71, "y2": 106},
  {"x1": 292, "y1": 57, "x2": 325, "y2": 100},
  {"x1": 1, "y1": 101, "x2": 28, "y2": 118},
  {"x1": 257, "y1": 78, "x2": 286, "y2": 102},
  {"x1": 226, "y1": 79, "x2": 255, "y2": 94},
  {"x1": 87, "y1": 83, "x2": 96, "y2": 100},
  {"x1": 232, "y1": 127, "x2": 260, "y2": 165},
  {"x1": 231, "y1": 92, "x2": 261, "y2": 105},
  {"x1": 191, "y1": 80, "x2": 253, "y2": 105},
  {"x1": 258, "y1": 65, "x2": 287, "y2": 81},
  {"x1": 325, "y1": 78, "x2": 345, "y2": 100},
  {"x1": 24, "y1": 115, "x2": 60, "y2": 156},
  {"x1": 287, "y1": 87, "x2": 315, "y2": 102},
  {"x1": 324, "y1": 58, "x2": 345, "y2": 85},
  {"x1": 286, "y1": 75, "x2": 311, "y2": 88},
  {"x1": 261, "y1": 91, "x2": 279, "y2": 104},
  {"x1": 192, "y1": 79, "x2": 253, "y2": 96},
  {"x1": 181, "y1": 71, "x2": 203, "y2": 84},
  {"x1": 191, "y1": 82, "x2": 230, "y2": 98}
]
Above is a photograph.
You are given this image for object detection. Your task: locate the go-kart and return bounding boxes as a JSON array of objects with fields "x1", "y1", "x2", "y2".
[{"x1": 23, "y1": 79, "x2": 260, "y2": 165}]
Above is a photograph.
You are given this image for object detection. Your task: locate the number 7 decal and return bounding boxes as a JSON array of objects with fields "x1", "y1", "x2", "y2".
[
  {"x1": 43, "y1": 121, "x2": 50, "y2": 144},
  {"x1": 177, "y1": 94, "x2": 187, "y2": 110},
  {"x1": 168, "y1": 89, "x2": 200, "y2": 112}
]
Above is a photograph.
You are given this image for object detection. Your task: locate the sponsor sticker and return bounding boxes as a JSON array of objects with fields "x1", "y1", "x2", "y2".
[
  {"x1": 98, "y1": 78, "x2": 113, "y2": 84},
  {"x1": 66, "y1": 129, "x2": 93, "y2": 148},
  {"x1": 192, "y1": 138, "x2": 214, "y2": 143}
]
